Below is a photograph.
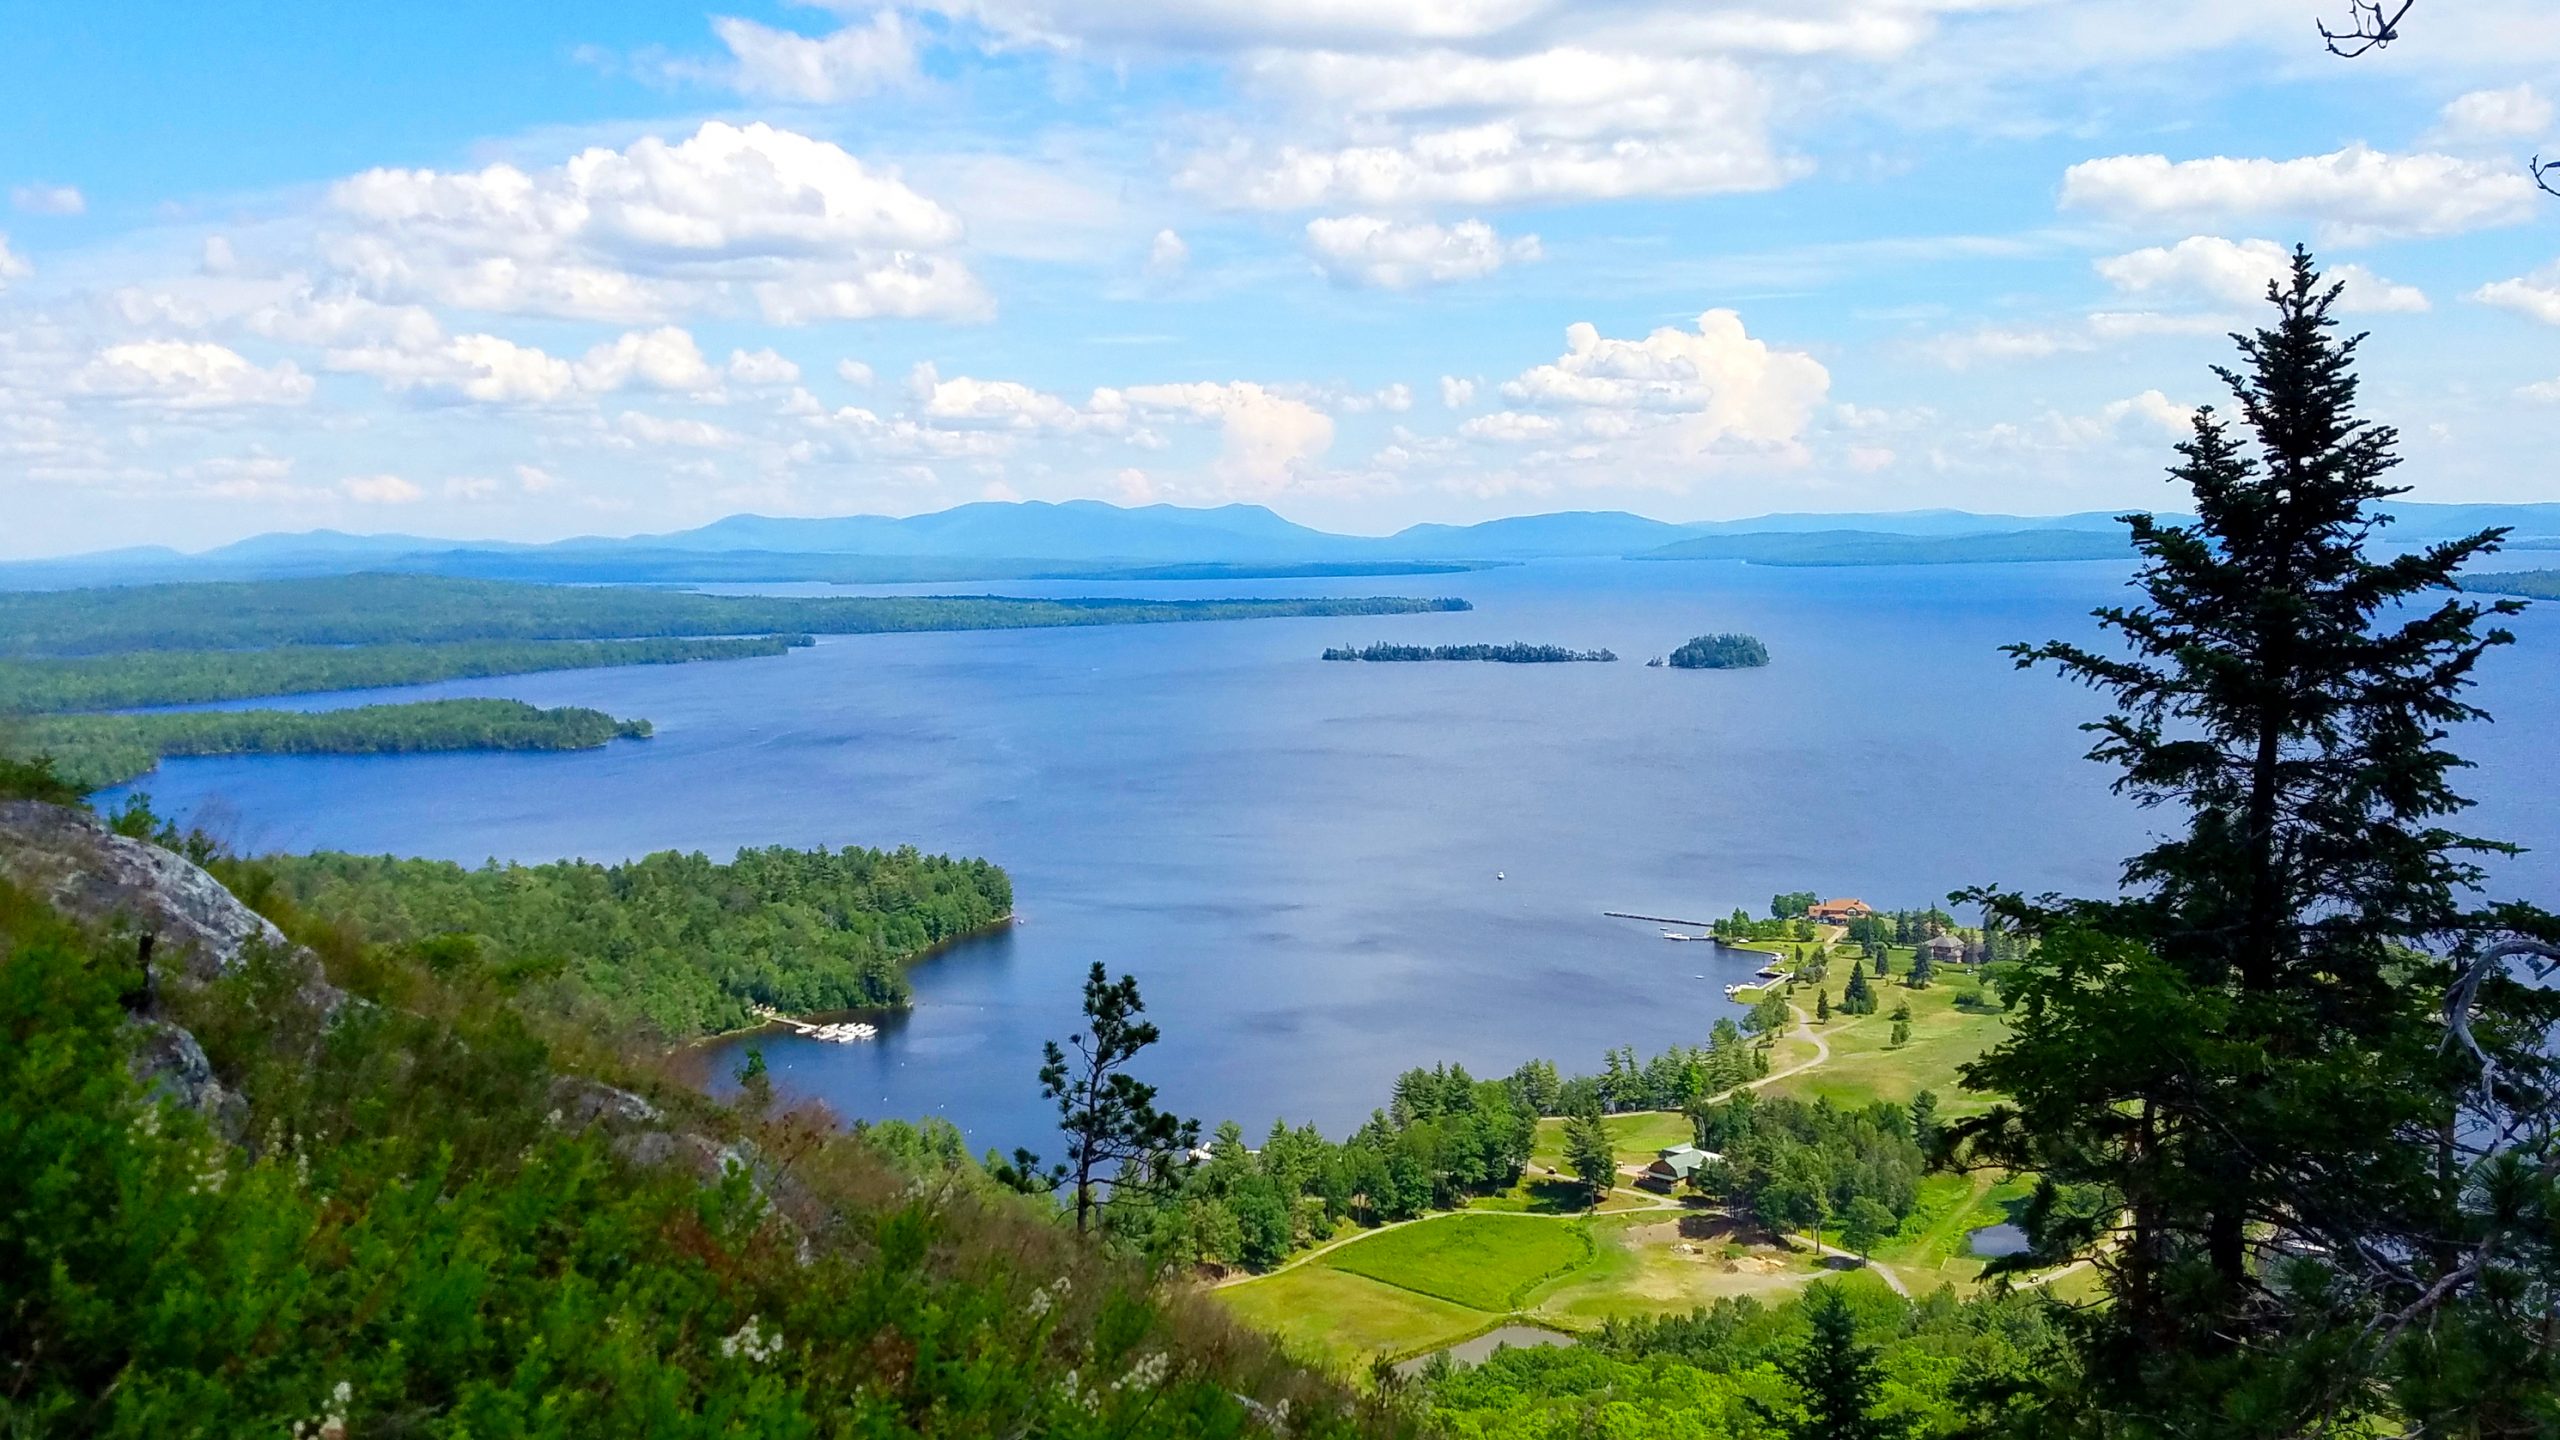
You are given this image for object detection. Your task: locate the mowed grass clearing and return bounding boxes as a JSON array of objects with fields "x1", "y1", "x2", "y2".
[
  {"x1": 1325, "y1": 1212, "x2": 1595, "y2": 1311},
  {"x1": 1214, "y1": 1265, "x2": 1489, "y2": 1369},
  {"x1": 1528, "y1": 1109, "x2": 1693, "y2": 1172},
  {"x1": 1769, "y1": 981, "x2": 2007, "y2": 1115}
]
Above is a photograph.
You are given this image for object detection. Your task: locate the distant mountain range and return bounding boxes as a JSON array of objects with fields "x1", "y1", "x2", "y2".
[{"x1": 10, "y1": 498, "x2": 2560, "y2": 589}]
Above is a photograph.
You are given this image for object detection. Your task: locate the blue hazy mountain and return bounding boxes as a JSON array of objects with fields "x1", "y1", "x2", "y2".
[{"x1": 11, "y1": 499, "x2": 2560, "y2": 588}]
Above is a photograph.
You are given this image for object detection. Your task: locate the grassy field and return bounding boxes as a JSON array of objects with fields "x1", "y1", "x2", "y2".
[
  {"x1": 1326, "y1": 1213, "x2": 1595, "y2": 1311},
  {"x1": 1214, "y1": 967, "x2": 2029, "y2": 1371},
  {"x1": 1768, "y1": 979, "x2": 2008, "y2": 1115},
  {"x1": 1526, "y1": 1109, "x2": 1694, "y2": 1173},
  {"x1": 1213, "y1": 1265, "x2": 1491, "y2": 1369}
]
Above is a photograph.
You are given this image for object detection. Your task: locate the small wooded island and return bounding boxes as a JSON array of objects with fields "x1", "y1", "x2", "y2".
[
  {"x1": 1322, "y1": 642, "x2": 1618, "y2": 663},
  {"x1": 1665, "y1": 632, "x2": 1771, "y2": 669}
]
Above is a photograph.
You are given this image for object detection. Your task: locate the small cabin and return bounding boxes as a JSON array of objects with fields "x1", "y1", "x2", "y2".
[
  {"x1": 1920, "y1": 933, "x2": 1965, "y2": 966},
  {"x1": 1639, "y1": 1143, "x2": 1722, "y2": 1191}
]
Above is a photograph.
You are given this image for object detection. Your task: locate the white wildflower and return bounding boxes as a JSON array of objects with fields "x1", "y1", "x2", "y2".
[
  {"x1": 1114, "y1": 1351, "x2": 1170, "y2": 1392},
  {"x1": 131, "y1": 1105, "x2": 162, "y2": 1140},
  {"x1": 719, "y1": 1315, "x2": 783, "y2": 1364},
  {"x1": 186, "y1": 1146, "x2": 226, "y2": 1196},
  {"x1": 291, "y1": 1380, "x2": 350, "y2": 1440},
  {"x1": 1060, "y1": 1368, "x2": 1098, "y2": 1413},
  {"x1": 546, "y1": 1108, "x2": 564, "y2": 1126}
]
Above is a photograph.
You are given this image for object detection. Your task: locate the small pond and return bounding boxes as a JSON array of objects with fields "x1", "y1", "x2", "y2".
[
  {"x1": 1394, "y1": 1326, "x2": 1577, "y2": 1376},
  {"x1": 1967, "y1": 1222, "x2": 2030, "y2": 1258}
]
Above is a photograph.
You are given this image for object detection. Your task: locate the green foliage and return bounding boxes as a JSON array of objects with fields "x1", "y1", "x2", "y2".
[
  {"x1": 255, "y1": 841, "x2": 1011, "y2": 1038},
  {"x1": 0, "y1": 635, "x2": 807, "y2": 713},
  {"x1": 0, "y1": 572, "x2": 1471, "y2": 657},
  {"x1": 22, "y1": 698, "x2": 649, "y2": 791},
  {"x1": 1771, "y1": 891, "x2": 1820, "y2": 920},
  {"x1": 1041, "y1": 962, "x2": 1200, "y2": 1235},
  {"x1": 1422, "y1": 1282, "x2": 2072, "y2": 1439},
  {"x1": 1563, "y1": 1105, "x2": 1617, "y2": 1204},
  {"x1": 1954, "y1": 249, "x2": 2560, "y2": 1432},
  {"x1": 1693, "y1": 1092, "x2": 1925, "y2": 1238},
  {"x1": 1841, "y1": 959, "x2": 1877, "y2": 1016},
  {"x1": 1319, "y1": 642, "x2": 1616, "y2": 662},
  {"x1": 0, "y1": 876, "x2": 1390, "y2": 1440},
  {"x1": 0, "y1": 748, "x2": 86, "y2": 804},
  {"x1": 1666, "y1": 633, "x2": 1771, "y2": 669},
  {"x1": 1761, "y1": 1285, "x2": 1911, "y2": 1440}
]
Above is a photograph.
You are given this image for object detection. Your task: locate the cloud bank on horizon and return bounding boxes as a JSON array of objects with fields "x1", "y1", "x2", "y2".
[{"x1": 1, "y1": 0, "x2": 2556, "y2": 556}]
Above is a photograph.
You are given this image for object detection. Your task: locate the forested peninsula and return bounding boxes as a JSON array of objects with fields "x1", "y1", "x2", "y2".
[
  {"x1": 0, "y1": 574, "x2": 1471, "y2": 656},
  {"x1": 253, "y1": 841, "x2": 1013, "y2": 1037},
  {"x1": 2468, "y1": 569, "x2": 2560, "y2": 600},
  {"x1": 1321, "y1": 642, "x2": 1617, "y2": 662},
  {"x1": 18, "y1": 698, "x2": 649, "y2": 790},
  {"x1": 0, "y1": 635, "x2": 810, "y2": 712}
]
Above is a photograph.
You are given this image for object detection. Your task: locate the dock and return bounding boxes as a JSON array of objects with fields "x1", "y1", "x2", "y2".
[{"x1": 1605, "y1": 911, "x2": 1719, "y2": 928}]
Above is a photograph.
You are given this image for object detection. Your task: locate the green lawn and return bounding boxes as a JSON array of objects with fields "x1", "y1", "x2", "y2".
[
  {"x1": 1528, "y1": 1110, "x2": 1696, "y2": 1173},
  {"x1": 1325, "y1": 1213, "x2": 1596, "y2": 1312},
  {"x1": 1215, "y1": 1264, "x2": 1491, "y2": 1368},
  {"x1": 1773, "y1": 981, "x2": 2008, "y2": 1115}
]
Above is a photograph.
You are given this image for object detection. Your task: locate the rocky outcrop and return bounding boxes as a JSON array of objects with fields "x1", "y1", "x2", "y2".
[
  {"x1": 0, "y1": 800, "x2": 286, "y2": 985},
  {"x1": 130, "y1": 1018, "x2": 248, "y2": 1139}
]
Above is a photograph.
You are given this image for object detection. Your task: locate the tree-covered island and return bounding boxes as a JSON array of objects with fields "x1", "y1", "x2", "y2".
[
  {"x1": 1321, "y1": 642, "x2": 1617, "y2": 662},
  {"x1": 1667, "y1": 632, "x2": 1771, "y2": 669}
]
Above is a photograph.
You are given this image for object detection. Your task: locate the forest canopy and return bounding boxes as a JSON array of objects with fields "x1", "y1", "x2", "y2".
[
  {"x1": 0, "y1": 635, "x2": 809, "y2": 713},
  {"x1": 254, "y1": 841, "x2": 1014, "y2": 1038},
  {"x1": 1668, "y1": 633, "x2": 1771, "y2": 669},
  {"x1": 15, "y1": 698, "x2": 650, "y2": 791},
  {"x1": 0, "y1": 574, "x2": 1471, "y2": 657}
]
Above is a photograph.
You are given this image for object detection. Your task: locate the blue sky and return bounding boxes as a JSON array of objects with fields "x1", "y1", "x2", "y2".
[{"x1": 2, "y1": 0, "x2": 2555, "y2": 556}]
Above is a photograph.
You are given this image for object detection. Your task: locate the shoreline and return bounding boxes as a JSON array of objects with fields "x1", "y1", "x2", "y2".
[{"x1": 677, "y1": 911, "x2": 1019, "y2": 1049}]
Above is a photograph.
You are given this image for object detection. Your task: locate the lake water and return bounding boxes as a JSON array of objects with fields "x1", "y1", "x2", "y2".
[{"x1": 107, "y1": 559, "x2": 2560, "y2": 1155}]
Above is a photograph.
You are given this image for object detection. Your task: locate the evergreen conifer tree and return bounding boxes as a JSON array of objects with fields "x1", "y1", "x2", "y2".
[{"x1": 1952, "y1": 249, "x2": 2560, "y2": 1430}]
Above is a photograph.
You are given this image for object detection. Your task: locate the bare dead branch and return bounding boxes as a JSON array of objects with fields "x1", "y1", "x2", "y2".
[
  {"x1": 2535, "y1": 156, "x2": 2560, "y2": 199},
  {"x1": 2318, "y1": 0, "x2": 2415, "y2": 56}
]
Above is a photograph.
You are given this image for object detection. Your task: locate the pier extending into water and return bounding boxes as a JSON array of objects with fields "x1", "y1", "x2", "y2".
[{"x1": 1605, "y1": 910, "x2": 1719, "y2": 928}]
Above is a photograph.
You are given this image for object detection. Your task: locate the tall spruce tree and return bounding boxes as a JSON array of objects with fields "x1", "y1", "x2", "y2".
[
  {"x1": 1759, "y1": 1284, "x2": 1909, "y2": 1440},
  {"x1": 1951, "y1": 248, "x2": 2560, "y2": 1433}
]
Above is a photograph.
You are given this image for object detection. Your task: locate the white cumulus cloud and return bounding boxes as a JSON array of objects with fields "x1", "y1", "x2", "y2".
[
  {"x1": 1305, "y1": 215, "x2": 1540, "y2": 288},
  {"x1": 727, "y1": 348, "x2": 801, "y2": 385},
  {"x1": 2095, "y1": 237, "x2": 2428, "y2": 313},
  {"x1": 1146, "y1": 228, "x2": 1190, "y2": 279},
  {"x1": 1474, "y1": 311, "x2": 1829, "y2": 458},
  {"x1": 573, "y1": 326, "x2": 720, "y2": 393},
  {"x1": 1440, "y1": 375, "x2": 1477, "y2": 409},
  {"x1": 1121, "y1": 381, "x2": 1336, "y2": 494},
  {"x1": 323, "y1": 121, "x2": 988, "y2": 323},
  {"x1": 2475, "y1": 265, "x2": 2560, "y2": 326},
  {"x1": 0, "y1": 233, "x2": 28, "y2": 290},
  {"x1": 705, "y1": 10, "x2": 914, "y2": 101},
  {"x1": 76, "y1": 341, "x2": 315, "y2": 408},
  {"x1": 2430, "y1": 85, "x2": 2554, "y2": 146},
  {"x1": 2060, "y1": 145, "x2": 2539, "y2": 242}
]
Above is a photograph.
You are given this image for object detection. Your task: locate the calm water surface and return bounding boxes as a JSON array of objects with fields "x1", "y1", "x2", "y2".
[{"x1": 110, "y1": 560, "x2": 2560, "y2": 1151}]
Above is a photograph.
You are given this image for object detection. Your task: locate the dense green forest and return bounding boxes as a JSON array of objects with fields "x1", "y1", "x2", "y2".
[
  {"x1": 2467, "y1": 568, "x2": 2560, "y2": 599},
  {"x1": 1320, "y1": 642, "x2": 1617, "y2": 663},
  {"x1": 17, "y1": 698, "x2": 649, "y2": 790},
  {"x1": 0, "y1": 574, "x2": 1470, "y2": 657},
  {"x1": 1420, "y1": 1279, "x2": 2068, "y2": 1437},
  {"x1": 0, "y1": 805, "x2": 1382, "y2": 1439},
  {"x1": 1667, "y1": 633, "x2": 1771, "y2": 669},
  {"x1": 252, "y1": 842, "x2": 1013, "y2": 1038},
  {"x1": 0, "y1": 635, "x2": 808, "y2": 713}
]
